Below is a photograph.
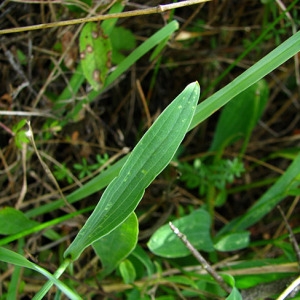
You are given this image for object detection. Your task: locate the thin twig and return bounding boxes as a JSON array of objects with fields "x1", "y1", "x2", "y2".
[
  {"x1": 15, "y1": 143, "x2": 28, "y2": 209},
  {"x1": 277, "y1": 205, "x2": 300, "y2": 268},
  {"x1": 277, "y1": 276, "x2": 300, "y2": 300},
  {"x1": 25, "y1": 121, "x2": 77, "y2": 214},
  {"x1": 0, "y1": 110, "x2": 57, "y2": 118},
  {"x1": 169, "y1": 221, "x2": 232, "y2": 294},
  {"x1": 0, "y1": 0, "x2": 211, "y2": 35},
  {"x1": 136, "y1": 79, "x2": 152, "y2": 129},
  {"x1": 2, "y1": 44, "x2": 37, "y2": 97},
  {"x1": 275, "y1": 0, "x2": 300, "y2": 88}
]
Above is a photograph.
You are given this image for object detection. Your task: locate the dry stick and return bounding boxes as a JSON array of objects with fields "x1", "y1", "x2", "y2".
[
  {"x1": 136, "y1": 79, "x2": 152, "y2": 129},
  {"x1": 2, "y1": 44, "x2": 37, "y2": 97},
  {"x1": 0, "y1": 110, "x2": 57, "y2": 118},
  {"x1": 25, "y1": 121, "x2": 77, "y2": 214},
  {"x1": 275, "y1": 0, "x2": 300, "y2": 88},
  {"x1": 277, "y1": 205, "x2": 300, "y2": 267},
  {"x1": 277, "y1": 276, "x2": 300, "y2": 300},
  {"x1": 15, "y1": 143, "x2": 28, "y2": 209},
  {"x1": 0, "y1": 0, "x2": 211, "y2": 35},
  {"x1": 0, "y1": 148, "x2": 14, "y2": 191},
  {"x1": 169, "y1": 222, "x2": 232, "y2": 294}
]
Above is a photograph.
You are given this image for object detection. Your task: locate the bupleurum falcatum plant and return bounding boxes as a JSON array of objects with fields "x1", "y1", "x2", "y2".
[{"x1": 0, "y1": 1, "x2": 300, "y2": 299}]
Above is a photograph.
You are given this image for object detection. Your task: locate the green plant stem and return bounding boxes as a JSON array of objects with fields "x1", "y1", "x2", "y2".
[
  {"x1": 34, "y1": 259, "x2": 72, "y2": 300},
  {"x1": 7, "y1": 239, "x2": 25, "y2": 299}
]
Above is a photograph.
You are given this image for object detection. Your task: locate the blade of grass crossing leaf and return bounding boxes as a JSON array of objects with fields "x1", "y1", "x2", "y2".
[
  {"x1": 189, "y1": 30, "x2": 300, "y2": 130},
  {"x1": 24, "y1": 156, "x2": 127, "y2": 219},
  {"x1": 104, "y1": 20, "x2": 178, "y2": 87},
  {"x1": 101, "y1": 1, "x2": 125, "y2": 36},
  {"x1": 27, "y1": 20, "x2": 179, "y2": 218},
  {"x1": 53, "y1": 1, "x2": 125, "y2": 112},
  {"x1": 64, "y1": 82, "x2": 200, "y2": 260},
  {"x1": 65, "y1": 20, "x2": 179, "y2": 120},
  {"x1": 27, "y1": 30, "x2": 299, "y2": 223},
  {"x1": 33, "y1": 259, "x2": 73, "y2": 300}
]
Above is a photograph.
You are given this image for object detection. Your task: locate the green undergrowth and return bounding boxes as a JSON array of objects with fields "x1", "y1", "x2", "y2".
[{"x1": 1, "y1": 1, "x2": 300, "y2": 299}]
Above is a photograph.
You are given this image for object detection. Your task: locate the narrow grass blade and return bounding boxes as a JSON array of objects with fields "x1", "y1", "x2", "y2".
[
  {"x1": 64, "y1": 82, "x2": 200, "y2": 260},
  {"x1": 7, "y1": 239, "x2": 25, "y2": 300},
  {"x1": 189, "y1": 30, "x2": 300, "y2": 130},
  {"x1": 0, "y1": 207, "x2": 93, "y2": 247},
  {"x1": 64, "y1": 20, "x2": 179, "y2": 120},
  {"x1": 219, "y1": 153, "x2": 300, "y2": 235},
  {"x1": 33, "y1": 259, "x2": 72, "y2": 300},
  {"x1": 27, "y1": 29, "x2": 300, "y2": 227},
  {"x1": 105, "y1": 20, "x2": 179, "y2": 87}
]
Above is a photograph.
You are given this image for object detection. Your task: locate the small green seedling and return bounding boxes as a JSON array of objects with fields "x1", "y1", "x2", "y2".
[
  {"x1": 53, "y1": 163, "x2": 74, "y2": 184},
  {"x1": 179, "y1": 157, "x2": 245, "y2": 199},
  {"x1": 79, "y1": 22, "x2": 112, "y2": 90},
  {"x1": 12, "y1": 119, "x2": 29, "y2": 149},
  {"x1": 73, "y1": 154, "x2": 109, "y2": 179}
]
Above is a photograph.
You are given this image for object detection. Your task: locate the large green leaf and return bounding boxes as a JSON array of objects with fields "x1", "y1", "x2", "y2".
[
  {"x1": 64, "y1": 82, "x2": 200, "y2": 260},
  {"x1": 148, "y1": 209, "x2": 214, "y2": 258},
  {"x1": 93, "y1": 212, "x2": 138, "y2": 278},
  {"x1": 26, "y1": 30, "x2": 300, "y2": 223}
]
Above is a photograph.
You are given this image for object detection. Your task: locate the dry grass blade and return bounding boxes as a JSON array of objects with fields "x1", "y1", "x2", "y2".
[{"x1": 0, "y1": 0, "x2": 210, "y2": 34}]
